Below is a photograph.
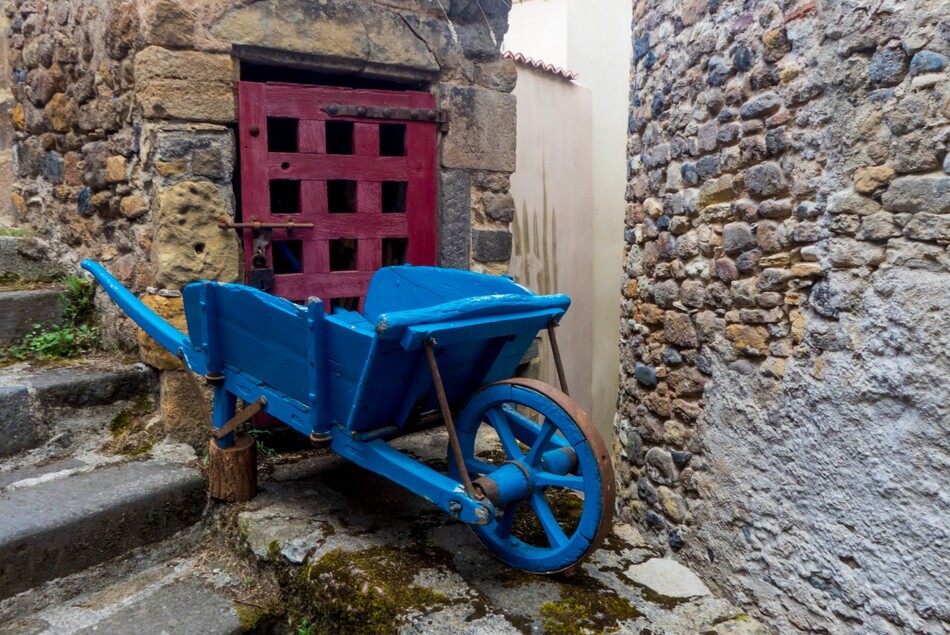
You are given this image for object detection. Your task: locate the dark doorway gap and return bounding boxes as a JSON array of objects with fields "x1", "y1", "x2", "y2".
[{"x1": 241, "y1": 62, "x2": 428, "y2": 91}]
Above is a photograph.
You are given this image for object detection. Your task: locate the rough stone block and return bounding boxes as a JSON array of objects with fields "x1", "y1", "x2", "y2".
[
  {"x1": 891, "y1": 131, "x2": 941, "y2": 173},
  {"x1": 903, "y1": 213, "x2": 950, "y2": 243},
  {"x1": 160, "y1": 370, "x2": 210, "y2": 446},
  {"x1": 828, "y1": 238, "x2": 886, "y2": 267},
  {"x1": 142, "y1": 0, "x2": 196, "y2": 47},
  {"x1": 438, "y1": 170, "x2": 471, "y2": 269},
  {"x1": 153, "y1": 181, "x2": 240, "y2": 288},
  {"x1": 482, "y1": 191, "x2": 515, "y2": 222},
  {"x1": 137, "y1": 295, "x2": 188, "y2": 371},
  {"x1": 664, "y1": 311, "x2": 698, "y2": 348},
  {"x1": 134, "y1": 47, "x2": 235, "y2": 123},
  {"x1": 105, "y1": 155, "x2": 127, "y2": 183},
  {"x1": 722, "y1": 222, "x2": 754, "y2": 253},
  {"x1": 859, "y1": 212, "x2": 901, "y2": 240},
  {"x1": 743, "y1": 162, "x2": 787, "y2": 198},
  {"x1": 698, "y1": 175, "x2": 735, "y2": 209},
  {"x1": 828, "y1": 188, "x2": 882, "y2": 215},
  {"x1": 724, "y1": 323, "x2": 769, "y2": 356},
  {"x1": 441, "y1": 85, "x2": 516, "y2": 171},
  {"x1": 0, "y1": 386, "x2": 34, "y2": 457},
  {"x1": 211, "y1": 2, "x2": 439, "y2": 76},
  {"x1": 472, "y1": 229, "x2": 512, "y2": 263},
  {"x1": 882, "y1": 176, "x2": 950, "y2": 214},
  {"x1": 854, "y1": 166, "x2": 895, "y2": 194}
]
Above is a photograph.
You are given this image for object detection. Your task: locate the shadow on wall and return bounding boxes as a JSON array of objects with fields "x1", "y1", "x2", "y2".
[{"x1": 512, "y1": 166, "x2": 559, "y2": 296}]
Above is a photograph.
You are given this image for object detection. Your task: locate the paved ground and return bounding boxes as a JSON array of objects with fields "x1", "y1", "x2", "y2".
[
  {"x1": 0, "y1": 423, "x2": 768, "y2": 634},
  {"x1": 225, "y1": 428, "x2": 768, "y2": 634}
]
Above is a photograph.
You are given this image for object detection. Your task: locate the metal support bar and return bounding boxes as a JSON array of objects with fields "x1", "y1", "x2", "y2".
[
  {"x1": 423, "y1": 339, "x2": 478, "y2": 500},
  {"x1": 218, "y1": 219, "x2": 314, "y2": 230},
  {"x1": 323, "y1": 102, "x2": 447, "y2": 125},
  {"x1": 546, "y1": 323, "x2": 570, "y2": 396},
  {"x1": 212, "y1": 397, "x2": 267, "y2": 440}
]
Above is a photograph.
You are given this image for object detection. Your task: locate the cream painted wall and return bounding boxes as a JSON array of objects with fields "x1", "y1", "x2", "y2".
[
  {"x1": 504, "y1": 0, "x2": 568, "y2": 68},
  {"x1": 508, "y1": 68, "x2": 594, "y2": 420},
  {"x1": 505, "y1": 0, "x2": 632, "y2": 442},
  {"x1": 565, "y1": 0, "x2": 633, "y2": 443}
]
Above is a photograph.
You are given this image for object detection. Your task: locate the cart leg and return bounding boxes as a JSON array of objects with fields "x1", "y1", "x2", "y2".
[{"x1": 208, "y1": 388, "x2": 257, "y2": 502}]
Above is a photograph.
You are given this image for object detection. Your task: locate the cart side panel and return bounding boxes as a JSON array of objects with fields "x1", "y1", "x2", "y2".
[
  {"x1": 345, "y1": 336, "x2": 501, "y2": 432},
  {"x1": 185, "y1": 284, "x2": 312, "y2": 405},
  {"x1": 345, "y1": 308, "x2": 563, "y2": 433},
  {"x1": 324, "y1": 316, "x2": 375, "y2": 426}
]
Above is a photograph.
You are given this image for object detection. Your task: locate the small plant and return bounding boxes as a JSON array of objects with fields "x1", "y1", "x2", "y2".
[
  {"x1": 248, "y1": 427, "x2": 278, "y2": 457},
  {"x1": 296, "y1": 618, "x2": 317, "y2": 635},
  {"x1": 1, "y1": 275, "x2": 99, "y2": 365}
]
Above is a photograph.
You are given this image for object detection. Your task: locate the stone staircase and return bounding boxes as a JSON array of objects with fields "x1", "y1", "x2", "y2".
[
  {"x1": 0, "y1": 233, "x2": 65, "y2": 344},
  {"x1": 0, "y1": 232, "x2": 243, "y2": 634}
]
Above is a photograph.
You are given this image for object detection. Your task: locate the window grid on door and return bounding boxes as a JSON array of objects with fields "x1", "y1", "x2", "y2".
[{"x1": 238, "y1": 82, "x2": 437, "y2": 310}]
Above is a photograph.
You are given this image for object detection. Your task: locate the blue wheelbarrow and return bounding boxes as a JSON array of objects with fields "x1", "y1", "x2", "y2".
[{"x1": 82, "y1": 261, "x2": 614, "y2": 573}]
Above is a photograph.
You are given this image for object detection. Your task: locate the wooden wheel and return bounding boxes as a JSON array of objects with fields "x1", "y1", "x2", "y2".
[{"x1": 450, "y1": 379, "x2": 615, "y2": 573}]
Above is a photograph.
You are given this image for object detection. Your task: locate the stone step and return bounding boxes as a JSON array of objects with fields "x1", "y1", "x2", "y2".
[
  {"x1": 0, "y1": 233, "x2": 55, "y2": 281},
  {"x1": 0, "y1": 358, "x2": 156, "y2": 457},
  {"x1": 0, "y1": 516, "x2": 243, "y2": 635},
  {"x1": 0, "y1": 458, "x2": 206, "y2": 600},
  {"x1": 0, "y1": 287, "x2": 65, "y2": 344},
  {"x1": 0, "y1": 564, "x2": 241, "y2": 635}
]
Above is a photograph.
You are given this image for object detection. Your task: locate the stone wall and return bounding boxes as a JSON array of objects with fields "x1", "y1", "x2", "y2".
[
  {"x1": 6, "y1": 0, "x2": 516, "y2": 439},
  {"x1": 619, "y1": 0, "x2": 949, "y2": 633}
]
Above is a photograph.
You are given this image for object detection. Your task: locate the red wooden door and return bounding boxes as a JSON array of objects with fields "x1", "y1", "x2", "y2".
[{"x1": 237, "y1": 82, "x2": 438, "y2": 308}]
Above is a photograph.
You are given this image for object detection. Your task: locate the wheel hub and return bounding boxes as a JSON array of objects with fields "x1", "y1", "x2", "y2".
[{"x1": 473, "y1": 460, "x2": 532, "y2": 505}]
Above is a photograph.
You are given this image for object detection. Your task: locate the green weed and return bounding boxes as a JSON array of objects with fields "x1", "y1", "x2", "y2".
[{"x1": 1, "y1": 275, "x2": 98, "y2": 365}]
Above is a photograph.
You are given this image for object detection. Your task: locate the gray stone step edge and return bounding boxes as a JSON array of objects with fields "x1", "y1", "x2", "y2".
[
  {"x1": 0, "y1": 362, "x2": 156, "y2": 457},
  {"x1": 0, "y1": 459, "x2": 207, "y2": 600},
  {"x1": 0, "y1": 234, "x2": 53, "y2": 280},
  {"x1": 0, "y1": 288, "x2": 66, "y2": 344}
]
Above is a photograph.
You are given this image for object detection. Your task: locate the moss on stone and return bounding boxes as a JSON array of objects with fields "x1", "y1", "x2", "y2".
[
  {"x1": 234, "y1": 603, "x2": 280, "y2": 631},
  {"x1": 109, "y1": 395, "x2": 153, "y2": 436},
  {"x1": 101, "y1": 395, "x2": 160, "y2": 456},
  {"x1": 539, "y1": 583, "x2": 641, "y2": 635},
  {"x1": 288, "y1": 546, "x2": 450, "y2": 635}
]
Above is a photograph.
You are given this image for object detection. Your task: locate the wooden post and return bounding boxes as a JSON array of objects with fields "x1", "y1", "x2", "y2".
[{"x1": 207, "y1": 432, "x2": 257, "y2": 502}]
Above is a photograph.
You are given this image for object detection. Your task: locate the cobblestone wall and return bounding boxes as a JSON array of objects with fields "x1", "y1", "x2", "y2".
[
  {"x1": 6, "y1": 0, "x2": 516, "y2": 291},
  {"x1": 6, "y1": 0, "x2": 515, "y2": 440},
  {"x1": 619, "y1": 0, "x2": 950, "y2": 632}
]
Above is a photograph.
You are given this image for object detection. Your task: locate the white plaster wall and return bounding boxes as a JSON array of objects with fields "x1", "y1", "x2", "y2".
[
  {"x1": 505, "y1": 0, "x2": 632, "y2": 441},
  {"x1": 504, "y1": 0, "x2": 568, "y2": 69},
  {"x1": 508, "y1": 68, "x2": 594, "y2": 417},
  {"x1": 565, "y1": 0, "x2": 632, "y2": 442}
]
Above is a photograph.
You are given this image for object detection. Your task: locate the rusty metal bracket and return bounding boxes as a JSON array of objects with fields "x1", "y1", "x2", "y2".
[
  {"x1": 424, "y1": 339, "x2": 478, "y2": 500},
  {"x1": 218, "y1": 217, "x2": 314, "y2": 231},
  {"x1": 546, "y1": 322, "x2": 570, "y2": 396},
  {"x1": 322, "y1": 102, "x2": 448, "y2": 129}
]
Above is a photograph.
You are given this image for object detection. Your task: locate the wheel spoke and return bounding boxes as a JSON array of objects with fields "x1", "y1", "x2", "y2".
[
  {"x1": 523, "y1": 419, "x2": 557, "y2": 467},
  {"x1": 494, "y1": 501, "x2": 521, "y2": 539},
  {"x1": 530, "y1": 492, "x2": 569, "y2": 548},
  {"x1": 465, "y1": 458, "x2": 497, "y2": 475},
  {"x1": 533, "y1": 472, "x2": 584, "y2": 490},
  {"x1": 486, "y1": 408, "x2": 524, "y2": 459}
]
